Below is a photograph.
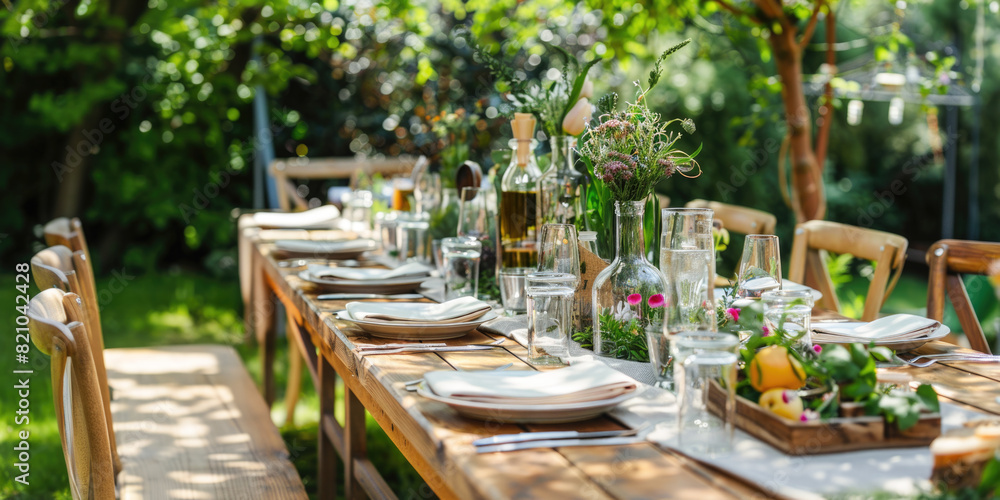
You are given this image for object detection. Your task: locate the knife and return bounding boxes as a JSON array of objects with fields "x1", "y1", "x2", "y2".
[
  {"x1": 473, "y1": 428, "x2": 638, "y2": 447},
  {"x1": 475, "y1": 436, "x2": 645, "y2": 454},
  {"x1": 472, "y1": 423, "x2": 648, "y2": 447},
  {"x1": 318, "y1": 293, "x2": 425, "y2": 300},
  {"x1": 358, "y1": 345, "x2": 497, "y2": 356}
]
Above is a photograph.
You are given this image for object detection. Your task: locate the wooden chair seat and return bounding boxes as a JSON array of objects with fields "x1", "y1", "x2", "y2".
[{"x1": 105, "y1": 345, "x2": 306, "y2": 499}]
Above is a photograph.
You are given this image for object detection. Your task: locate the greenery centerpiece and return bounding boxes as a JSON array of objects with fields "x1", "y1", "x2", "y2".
[{"x1": 576, "y1": 40, "x2": 701, "y2": 359}]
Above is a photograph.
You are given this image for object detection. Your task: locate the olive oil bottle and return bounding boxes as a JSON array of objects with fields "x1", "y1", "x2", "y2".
[{"x1": 499, "y1": 113, "x2": 542, "y2": 269}]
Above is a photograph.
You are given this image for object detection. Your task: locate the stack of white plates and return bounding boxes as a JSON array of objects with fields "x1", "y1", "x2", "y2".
[
  {"x1": 275, "y1": 239, "x2": 377, "y2": 259},
  {"x1": 253, "y1": 205, "x2": 341, "y2": 229},
  {"x1": 336, "y1": 296, "x2": 497, "y2": 340},
  {"x1": 417, "y1": 362, "x2": 640, "y2": 423},
  {"x1": 299, "y1": 262, "x2": 431, "y2": 293},
  {"x1": 812, "y1": 314, "x2": 950, "y2": 351}
]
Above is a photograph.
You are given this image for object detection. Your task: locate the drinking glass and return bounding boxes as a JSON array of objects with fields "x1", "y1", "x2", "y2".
[
  {"x1": 734, "y1": 234, "x2": 782, "y2": 298},
  {"x1": 499, "y1": 268, "x2": 529, "y2": 316},
  {"x1": 375, "y1": 211, "x2": 399, "y2": 259},
  {"x1": 660, "y1": 208, "x2": 717, "y2": 334},
  {"x1": 526, "y1": 272, "x2": 576, "y2": 366},
  {"x1": 537, "y1": 224, "x2": 581, "y2": 283},
  {"x1": 392, "y1": 177, "x2": 415, "y2": 212},
  {"x1": 761, "y1": 290, "x2": 815, "y2": 353},
  {"x1": 458, "y1": 187, "x2": 490, "y2": 239},
  {"x1": 442, "y1": 237, "x2": 482, "y2": 300},
  {"x1": 673, "y1": 331, "x2": 740, "y2": 393},
  {"x1": 415, "y1": 172, "x2": 441, "y2": 214},
  {"x1": 395, "y1": 213, "x2": 431, "y2": 265},
  {"x1": 677, "y1": 350, "x2": 738, "y2": 457},
  {"x1": 431, "y1": 239, "x2": 444, "y2": 275}
]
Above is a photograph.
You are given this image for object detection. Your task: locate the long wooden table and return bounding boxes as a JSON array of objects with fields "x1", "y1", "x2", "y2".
[{"x1": 246, "y1": 229, "x2": 1000, "y2": 500}]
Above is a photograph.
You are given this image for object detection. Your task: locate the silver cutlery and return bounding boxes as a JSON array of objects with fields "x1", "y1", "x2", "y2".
[
  {"x1": 475, "y1": 435, "x2": 647, "y2": 454},
  {"x1": 405, "y1": 360, "x2": 513, "y2": 391},
  {"x1": 907, "y1": 352, "x2": 998, "y2": 362},
  {"x1": 473, "y1": 423, "x2": 649, "y2": 447},
  {"x1": 357, "y1": 342, "x2": 447, "y2": 351},
  {"x1": 278, "y1": 258, "x2": 363, "y2": 268},
  {"x1": 358, "y1": 345, "x2": 499, "y2": 356},
  {"x1": 900, "y1": 355, "x2": 1000, "y2": 368},
  {"x1": 318, "y1": 293, "x2": 425, "y2": 300}
]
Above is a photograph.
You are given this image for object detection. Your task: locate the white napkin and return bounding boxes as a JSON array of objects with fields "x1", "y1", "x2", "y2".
[
  {"x1": 253, "y1": 205, "x2": 341, "y2": 228},
  {"x1": 308, "y1": 262, "x2": 431, "y2": 281},
  {"x1": 346, "y1": 296, "x2": 490, "y2": 323},
  {"x1": 424, "y1": 361, "x2": 638, "y2": 404},
  {"x1": 275, "y1": 239, "x2": 375, "y2": 255},
  {"x1": 813, "y1": 314, "x2": 940, "y2": 341}
]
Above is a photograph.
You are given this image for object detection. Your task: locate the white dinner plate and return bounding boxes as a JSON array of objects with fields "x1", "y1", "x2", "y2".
[
  {"x1": 416, "y1": 379, "x2": 640, "y2": 423},
  {"x1": 298, "y1": 270, "x2": 429, "y2": 294},
  {"x1": 275, "y1": 239, "x2": 377, "y2": 259},
  {"x1": 335, "y1": 310, "x2": 498, "y2": 340},
  {"x1": 813, "y1": 324, "x2": 951, "y2": 352}
]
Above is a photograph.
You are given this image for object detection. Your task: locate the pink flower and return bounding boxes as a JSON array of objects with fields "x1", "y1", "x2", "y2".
[
  {"x1": 627, "y1": 293, "x2": 642, "y2": 306},
  {"x1": 762, "y1": 325, "x2": 771, "y2": 337},
  {"x1": 647, "y1": 294, "x2": 665, "y2": 308},
  {"x1": 813, "y1": 344, "x2": 823, "y2": 354},
  {"x1": 800, "y1": 409, "x2": 819, "y2": 422},
  {"x1": 725, "y1": 307, "x2": 740, "y2": 322}
]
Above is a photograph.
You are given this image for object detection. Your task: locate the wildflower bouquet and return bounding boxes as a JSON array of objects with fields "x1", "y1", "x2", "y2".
[{"x1": 577, "y1": 39, "x2": 701, "y2": 258}]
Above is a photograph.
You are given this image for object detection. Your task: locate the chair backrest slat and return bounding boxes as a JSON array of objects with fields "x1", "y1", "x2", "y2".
[
  {"x1": 269, "y1": 156, "x2": 421, "y2": 212},
  {"x1": 28, "y1": 289, "x2": 116, "y2": 499},
  {"x1": 926, "y1": 239, "x2": 1000, "y2": 354},
  {"x1": 789, "y1": 220, "x2": 908, "y2": 321},
  {"x1": 685, "y1": 199, "x2": 777, "y2": 235}
]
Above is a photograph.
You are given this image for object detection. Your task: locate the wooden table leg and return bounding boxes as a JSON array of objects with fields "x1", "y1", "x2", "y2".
[
  {"x1": 345, "y1": 386, "x2": 367, "y2": 500},
  {"x1": 251, "y1": 251, "x2": 278, "y2": 407},
  {"x1": 285, "y1": 314, "x2": 303, "y2": 426},
  {"x1": 319, "y1": 354, "x2": 340, "y2": 500}
]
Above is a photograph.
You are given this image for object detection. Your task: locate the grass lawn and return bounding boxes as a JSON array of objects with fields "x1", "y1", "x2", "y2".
[
  {"x1": 0, "y1": 271, "x2": 429, "y2": 500},
  {"x1": 2, "y1": 267, "x2": 995, "y2": 499}
]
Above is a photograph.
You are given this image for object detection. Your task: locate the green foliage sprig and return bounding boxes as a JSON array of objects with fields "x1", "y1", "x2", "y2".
[
  {"x1": 572, "y1": 312, "x2": 650, "y2": 362},
  {"x1": 475, "y1": 42, "x2": 597, "y2": 137}
]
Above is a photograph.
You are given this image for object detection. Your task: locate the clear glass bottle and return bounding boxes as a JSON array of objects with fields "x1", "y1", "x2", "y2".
[
  {"x1": 592, "y1": 200, "x2": 668, "y2": 357},
  {"x1": 538, "y1": 136, "x2": 583, "y2": 226},
  {"x1": 499, "y1": 137, "x2": 541, "y2": 269}
]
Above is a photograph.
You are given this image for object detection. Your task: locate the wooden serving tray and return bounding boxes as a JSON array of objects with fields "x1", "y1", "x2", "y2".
[{"x1": 706, "y1": 382, "x2": 940, "y2": 455}]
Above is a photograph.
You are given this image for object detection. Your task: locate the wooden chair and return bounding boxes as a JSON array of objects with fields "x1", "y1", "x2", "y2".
[
  {"x1": 685, "y1": 199, "x2": 777, "y2": 235},
  {"x1": 270, "y1": 156, "x2": 423, "y2": 212},
  {"x1": 789, "y1": 220, "x2": 908, "y2": 322},
  {"x1": 33, "y1": 223, "x2": 308, "y2": 499},
  {"x1": 28, "y1": 289, "x2": 117, "y2": 500},
  {"x1": 926, "y1": 240, "x2": 1000, "y2": 354},
  {"x1": 32, "y1": 245, "x2": 121, "y2": 479}
]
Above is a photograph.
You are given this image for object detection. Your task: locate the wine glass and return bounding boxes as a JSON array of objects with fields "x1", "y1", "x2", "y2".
[
  {"x1": 734, "y1": 234, "x2": 782, "y2": 298},
  {"x1": 537, "y1": 224, "x2": 580, "y2": 287}
]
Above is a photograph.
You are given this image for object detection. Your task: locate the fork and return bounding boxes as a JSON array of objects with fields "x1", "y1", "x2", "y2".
[
  {"x1": 907, "y1": 352, "x2": 998, "y2": 362},
  {"x1": 900, "y1": 355, "x2": 1000, "y2": 368}
]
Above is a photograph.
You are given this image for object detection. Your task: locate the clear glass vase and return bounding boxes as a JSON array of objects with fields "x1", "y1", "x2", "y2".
[
  {"x1": 592, "y1": 200, "x2": 668, "y2": 358},
  {"x1": 538, "y1": 136, "x2": 583, "y2": 226}
]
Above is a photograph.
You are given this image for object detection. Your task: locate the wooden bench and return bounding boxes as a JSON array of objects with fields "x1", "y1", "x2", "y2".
[{"x1": 32, "y1": 219, "x2": 307, "y2": 499}]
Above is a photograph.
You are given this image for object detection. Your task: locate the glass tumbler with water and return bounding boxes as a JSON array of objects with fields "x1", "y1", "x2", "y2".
[
  {"x1": 761, "y1": 290, "x2": 815, "y2": 353},
  {"x1": 526, "y1": 272, "x2": 576, "y2": 366},
  {"x1": 659, "y1": 208, "x2": 716, "y2": 334},
  {"x1": 442, "y1": 237, "x2": 482, "y2": 300},
  {"x1": 395, "y1": 213, "x2": 431, "y2": 265}
]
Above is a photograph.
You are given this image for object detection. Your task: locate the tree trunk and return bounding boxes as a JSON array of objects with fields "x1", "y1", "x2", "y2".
[{"x1": 770, "y1": 30, "x2": 827, "y2": 222}]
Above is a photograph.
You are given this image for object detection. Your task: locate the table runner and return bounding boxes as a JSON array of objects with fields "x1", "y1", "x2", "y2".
[{"x1": 481, "y1": 314, "x2": 985, "y2": 498}]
